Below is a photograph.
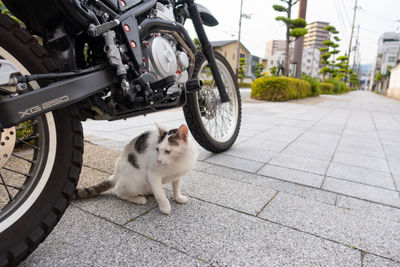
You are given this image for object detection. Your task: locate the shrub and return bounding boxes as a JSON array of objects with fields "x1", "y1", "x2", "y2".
[
  {"x1": 301, "y1": 75, "x2": 320, "y2": 96},
  {"x1": 251, "y1": 76, "x2": 311, "y2": 101},
  {"x1": 325, "y1": 78, "x2": 347, "y2": 94},
  {"x1": 238, "y1": 82, "x2": 252, "y2": 88},
  {"x1": 319, "y1": 82, "x2": 334, "y2": 94}
]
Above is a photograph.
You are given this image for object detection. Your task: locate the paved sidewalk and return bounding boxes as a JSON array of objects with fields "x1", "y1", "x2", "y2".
[{"x1": 23, "y1": 91, "x2": 400, "y2": 266}]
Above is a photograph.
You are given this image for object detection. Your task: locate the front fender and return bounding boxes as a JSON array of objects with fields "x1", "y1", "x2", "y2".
[{"x1": 197, "y1": 3, "x2": 218, "y2": 27}]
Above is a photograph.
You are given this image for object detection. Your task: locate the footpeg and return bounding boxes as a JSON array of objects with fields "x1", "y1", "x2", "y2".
[
  {"x1": 88, "y1": 20, "x2": 120, "y2": 37},
  {"x1": 150, "y1": 75, "x2": 176, "y2": 91}
]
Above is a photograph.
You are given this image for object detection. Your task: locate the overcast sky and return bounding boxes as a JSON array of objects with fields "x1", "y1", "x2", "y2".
[{"x1": 186, "y1": 0, "x2": 400, "y2": 65}]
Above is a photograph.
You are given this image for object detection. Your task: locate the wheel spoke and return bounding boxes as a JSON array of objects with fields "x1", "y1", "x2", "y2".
[
  {"x1": 11, "y1": 153, "x2": 35, "y2": 164},
  {"x1": 0, "y1": 171, "x2": 14, "y2": 201},
  {"x1": 0, "y1": 182, "x2": 22, "y2": 191},
  {"x1": 16, "y1": 138, "x2": 39, "y2": 150},
  {"x1": 17, "y1": 134, "x2": 38, "y2": 143},
  {"x1": 2, "y1": 167, "x2": 31, "y2": 177},
  {"x1": 16, "y1": 120, "x2": 37, "y2": 131}
]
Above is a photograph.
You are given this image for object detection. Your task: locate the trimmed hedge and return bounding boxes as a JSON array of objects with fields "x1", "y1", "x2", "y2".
[
  {"x1": 301, "y1": 75, "x2": 320, "y2": 96},
  {"x1": 319, "y1": 83, "x2": 334, "y2": 94},
  {"x1": 238, "y1": 82, "x2": 252, "y2": 88},
  {"x1": 251, "y1": 76, "x2": 312, "y2": 101}
]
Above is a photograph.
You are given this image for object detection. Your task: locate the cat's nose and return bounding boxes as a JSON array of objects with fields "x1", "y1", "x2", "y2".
[{"x1": 157, "y1": 159, "x2": 162, "y2": 164}]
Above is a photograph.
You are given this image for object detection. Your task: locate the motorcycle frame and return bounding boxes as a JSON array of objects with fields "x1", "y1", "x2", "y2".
[{"x1": 0, "y1": 0, "x2": 229, "y2": 130}]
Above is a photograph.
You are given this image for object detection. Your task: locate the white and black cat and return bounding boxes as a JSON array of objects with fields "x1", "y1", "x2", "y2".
[{"x1": 75, "y1": 124, "x2": 198, "y2": 215}]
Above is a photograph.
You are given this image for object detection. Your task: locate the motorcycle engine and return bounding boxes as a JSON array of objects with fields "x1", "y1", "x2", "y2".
[{"x1": 143, "y1": 3, "x2": 190, "y2": 91}]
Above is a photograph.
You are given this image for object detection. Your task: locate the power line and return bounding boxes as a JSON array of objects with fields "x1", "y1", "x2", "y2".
[
  {"x1": 333, "y1": 0, "x2": 349, "y2": 46},
  {"x1": 339, "y1": 0, "x2": 352, "y2": 27}
]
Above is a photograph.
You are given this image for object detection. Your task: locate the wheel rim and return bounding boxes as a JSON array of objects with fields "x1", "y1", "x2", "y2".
[
  {"x1": 0, "y1": 47, "x2": 57, "y2": 232},
  {"x1": 195, "y1": 59, "x2": 239, "y2": 143}
]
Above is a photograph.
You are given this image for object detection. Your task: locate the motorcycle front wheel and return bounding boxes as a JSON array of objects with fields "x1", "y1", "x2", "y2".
[
  {"x1": 0, "y1": 14, "x2": 83, "y2": 265},
  {"x1": 183, "y1": 51, "x2": 242, "y2": 152}
]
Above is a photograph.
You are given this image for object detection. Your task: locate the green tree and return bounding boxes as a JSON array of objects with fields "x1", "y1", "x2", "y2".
[
  {"x1": 270, "y1": 66, "x2": 278, "y2": 76},
  {"x1": 193, "y1": 38, "x2": 201, "y2": 51},
  {"x1": 335, "y1": 56, "x2": 349, "y2": 80},
  {"x1": 273, "y1": 0, "x2": 308, "y2": 76},
  {"x1": 319, "y1": 25, "x2": 341, "y2": 80},
  {"x1": 375, "y1": 70, "x2": 382, "y2": 82},
  {"x1": 238, "y1": 57, "x2": 246, "y2": 82},
  {"x1": 254, "y1": 63, "x2": 265, "y2": 78}
]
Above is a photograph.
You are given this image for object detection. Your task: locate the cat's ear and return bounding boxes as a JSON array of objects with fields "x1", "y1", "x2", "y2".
[
  {"x1": 155, "y1": 123, "x2": 167, "y2": 136},
  {"x1": 177, "y1": 124, "x2": 189, "y2": 143}
]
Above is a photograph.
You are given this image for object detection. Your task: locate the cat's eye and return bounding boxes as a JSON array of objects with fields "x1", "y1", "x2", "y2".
[
  {"x1": 156, "y1": 148, "x2": 159, "y2": 152},
  {"x1": 165, "y1": 150, "x2": 171, "y2": 154}
]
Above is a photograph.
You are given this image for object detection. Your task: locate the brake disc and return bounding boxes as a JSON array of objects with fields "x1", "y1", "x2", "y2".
[{"x1": 0, "y1": 127, "x2": 16, "y2": 168}]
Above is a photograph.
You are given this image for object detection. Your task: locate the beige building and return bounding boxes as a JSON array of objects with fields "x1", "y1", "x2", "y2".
[
  {"x1": 387, "y1": 64, "x2": 400, "y2": 100},
  {"x1": 304, "y1": 21, "x2": 329, "y2": 49},
  {"x1": 211, "y1": 40, "x2": 251, "y2": 72},
  {"x1": 265, "y1": 40, "x2": 286, "y2": 56}
]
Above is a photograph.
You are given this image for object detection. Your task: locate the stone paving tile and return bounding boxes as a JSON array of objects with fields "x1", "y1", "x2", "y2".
[
  {"x1": 223, "y1": 145, "x2": 278, "y2": 163},
  {"x1": 83, "y1": 142, "x2": 119, "y2": 173},
  {"x1": 238, "y1": 138, "x2": 289, "y2": 153},
  {"x1": 323, "y1": 177, "x2": 400, "y2": 207},
  {"x1": 177, "y1": 171, "x2": 277, "y2": 215},
  {"x1": 282, "y1": 142, "x2": 336, "y2": 161},
  {"x1": 333, "y1": 151, "x2": 390, "y2": 172},
  {"x1": 327, "y1": 162, "x2": 395, "y2": 190},
  {"x1": 257, "y1": 164, "x2": 324, "y2": 188},
  {"x1": 23, "y1": 207, "x2": 206, "y2": 266},
  {"x1": 336, "y1": 195, "x2": 400, "y2": 224},
  {"x1": 205, "y1": 153, "x2": 264, "y2": 173},
  {"x1": 77, "y1": 167, "x2": 110, "y2": 189},
  {"x1": 389, "y1": 159, "x2": 400, "y2": 175},
  {"x1": 393, "y1": 173, "x2": 400, "y2": 190},
  {"x1": 259, "y1": 193, "x2": 400, "y2": 262},
  {"x1": 204, "y1": 165, "x2": 337, "y2": 204},
  {"x1": 336, "y1": 144, "x2": 386, "y2": 159},
  {"x1": 363, "y1": 254, "x2": 400, "y2": 267},
  {"x1": 269, "y1": 153, "x2": 330, "y2": 175},
  {"x1": 193, "y1": 161, "x2": 213, "y2": 172},
  {"x1": 73, "y1": 195, "x2": 158, "y2": 225},
  {"x1": 126, "y1": 199, "x2": 360, "y2": 266}
]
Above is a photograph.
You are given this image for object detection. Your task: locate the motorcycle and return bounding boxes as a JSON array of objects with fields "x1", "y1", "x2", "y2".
[{"x1": 0, "y1": 0, "x2": 241, "y2": 264}]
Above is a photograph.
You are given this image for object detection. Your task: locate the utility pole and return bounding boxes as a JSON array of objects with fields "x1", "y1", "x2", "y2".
[
  {"x1": 235, "y1": 0, "x2": 244, "y2": 78},
  {"x1": 352, "y1": 24, "x2": 360, "y2": 72},
  {"x1": 346, "y1": 0, "x2": 358, "y2": 81},
  {"x1": 293, "y1": 0, "x2": 307, "y2": 78}
]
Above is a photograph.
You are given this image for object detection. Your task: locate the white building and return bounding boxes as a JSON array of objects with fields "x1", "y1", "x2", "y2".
[
  {"x1": 301, "y1": 47, "x2": 320, "y2": 77},
  {"x1": 264, "y1": 54, "x2": 286, "y2": 73},
  {"x1": 369, "y1": 32, "x2": 400, "y2": 91}
]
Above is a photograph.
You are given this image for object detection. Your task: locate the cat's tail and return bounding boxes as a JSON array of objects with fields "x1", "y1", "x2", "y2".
[{"x1": 74, "y1": 175, "x2": 116, "y2": 199}]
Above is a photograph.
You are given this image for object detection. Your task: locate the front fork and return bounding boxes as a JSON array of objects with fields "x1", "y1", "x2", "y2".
[{"x1": 185, "y1": 0, "x2": 230, "y2": 103}]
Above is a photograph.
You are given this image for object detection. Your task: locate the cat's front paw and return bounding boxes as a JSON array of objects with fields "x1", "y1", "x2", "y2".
[
  {"x1": 175, "y1": 195, "x2": 188, "y2": 204},
  {"x1": 159, "y1": 201, "x2": 171, "y2": 215}
]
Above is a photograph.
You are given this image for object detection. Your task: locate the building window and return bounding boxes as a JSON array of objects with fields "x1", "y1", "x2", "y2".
[
  {"x1": 388, "y1": 56, "x2": 396, "y2": 63},
  {"x1": 271, "y1": 60, "x2": 274, "y2": 65}
]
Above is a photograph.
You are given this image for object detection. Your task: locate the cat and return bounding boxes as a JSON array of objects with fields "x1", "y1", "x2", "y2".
[{"x1": 75, "y1": 124, "x2": 198, "y2": 215}]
